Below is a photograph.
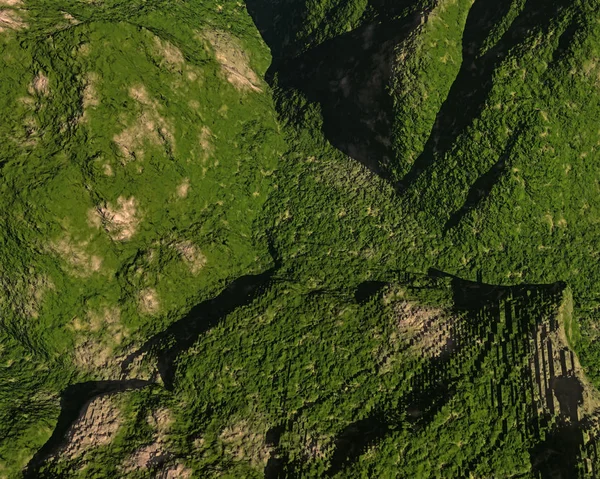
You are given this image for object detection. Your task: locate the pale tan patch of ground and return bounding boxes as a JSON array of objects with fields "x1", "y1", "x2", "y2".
[
  {"x1": 139, "y1": 287, "x2": 160, "y2": 315},
  {"x1": 303, "y1": 435, "x2": 330, "y2": 460},
  {"x1": 82, "y1": 72, "x2": 99, "y2": 109},
  {"x1": 198, "y1": 126, "x2": 213, "y2": 162},
  {"x1": 78, "y1": 43, "x2": 91, "y2": 56},
  {"x1": 154, "y1": 36, "x2": 185, "y2": 68},
  {"x1": 13, "y1": 113, "x2": 41, "y2": 147},
  {"x1": 395, "y1": 301, "x2": 451, "y2": 359},
  {"x1": 58, "y1": 395, "x2": 122, "y2": 460},
  {"x1": 0, "y1": 0, "x2": 22, "y2": 6},
  {"x1": 220, "y1": 420, "x2": 271, "y2": 467},
  {"x1": 172, "y1": 240, "x2": 206, "y2": 274},
  {"x1": 74, "y1": 338, "x2": 114, "y2": 372},
  {"x1": 103, "y1": 163, "x2": 113, "y2": 176},
  {"x1": 28, "y1": 72, "x2": 49, "y2": 96},
  {"x1": 157, "y1": 464, "x2": 193, "y2": 479},
  {"x1": 49, "y1": 235, "x2": 102, "y2": 276},
  {"x1": 148, "y1": 408, "x2": 174, "y2": 434},
  {"x1": 186, "y1": 69, "x2": 202, "y2": 83},
  {"x1": 113, "y1": 85, "x2": 175, "y2": 161},
  {"x1": 91, "y1": 196, "x2": 140, "y2": 241},
  {"x1": 87, "y1": 306, "x2": 125, "y2": 339},
  {"x1": 113, "y1": 112, "x2": 164, "y2": 160},
  {"x1": 122, "y1": 408, "x2": 175, "y2": 472},
  {"x1": 0, "y1": 273, "x2": 54, "y2": 319},
  {"x1": 129, "y1": 84, "x2": 154, "y2": 105},
  {"x1": 176, "y1": 178, "x2": 190, "y2": 198},
  {"x1": 0, "y1": 8, "x2": 26, "y2": 31},
  {"x1": 200, "y1": 29, "x2": 262, "y2": 92},
  {"x1": 124, "y1": 443, "x2": 170, "y2": 471},
  {"x1": 62, "y1": 11, "x2": 79, "y2": 25},
  {"x1": 27, "y1": 275, "x2": 54, "y2": 319}
]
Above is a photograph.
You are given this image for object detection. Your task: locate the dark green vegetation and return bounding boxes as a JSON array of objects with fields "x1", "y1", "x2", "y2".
[{"x1": 2, "y1": 0, "x2": 600, "y2": 477}]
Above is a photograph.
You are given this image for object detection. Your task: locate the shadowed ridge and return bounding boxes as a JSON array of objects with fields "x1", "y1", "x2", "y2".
[
  {"x1": 120, "y1": 266, "x2": 277, "y2": 390},
  {"x1": 400, "y1": 0, "x2": 578, "y2": 190},
  {"x1": 121, "y1": 239, "x2": 282, "y2": 389},
  {"x1": 23, "y1": 379, "x2": 152, "y2": 478},
  {"x1": 246, "y1": 0, "x2": 424, "y2": 62},
  {"x1": 271, "y1": 9, "x2": 427, "y2": 179},
  {"x1": 442, "y1": 123, "x2": 523, "y2": 233},
  {"x1": 325, "y1": 272, "x2": 577, "y2": 477}
]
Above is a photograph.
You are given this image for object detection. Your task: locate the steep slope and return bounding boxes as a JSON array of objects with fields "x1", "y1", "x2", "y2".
[
  {"x1": 260, "y1": 0, "x2": 600, "y2": 379},
  {"x1": 3, "y1": 0, "x2": 600, "y2": 477},
  {"x1": 0, "y1": 0, "x2": 283, "y2": 475}
]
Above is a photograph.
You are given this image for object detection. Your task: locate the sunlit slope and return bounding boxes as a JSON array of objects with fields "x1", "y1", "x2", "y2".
[{"x1": 0, "y1": 0, "x2": 283, "y2": 474}]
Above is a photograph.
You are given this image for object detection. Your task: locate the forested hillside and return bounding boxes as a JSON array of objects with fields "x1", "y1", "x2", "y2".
[{"x1": 1, "y1": 0, "x2": 600, "y2": 477}]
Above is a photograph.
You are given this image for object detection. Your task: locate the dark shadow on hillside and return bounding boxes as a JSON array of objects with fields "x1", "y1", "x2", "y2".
[
  {"x1": 324, "y1": 271, "x2": 586, "y2": 477},
  {"x1": 355, "y1": 280, "x2": 388, "y2": 304},
  {"x1": 245, "y1": 0, "x2": 426, "y2": 179},
  {"x1": 269, "y1": 10, "x2": 425, "y2": 179},
  {"x1": 121, "y1": 266, "x2": 277, "y2": 390},
  {"x1": 443, "y1": 128, "x2": 521, "y2": 232},
  {"x1": 26, "y1": 254, "x2": 280, "y2": 475},
  {"x1": 23, "y1": 379, "x2": 152, "y2": 477},
  {"x1": 246, "y1": 0, "x2": 421, "y2": 61},
  {"x1": 400, "y1": 0, "x2": 577, "y2": 189},
  {"x1": 257, "y1": 271, "x2": 591, "y2": 477}
]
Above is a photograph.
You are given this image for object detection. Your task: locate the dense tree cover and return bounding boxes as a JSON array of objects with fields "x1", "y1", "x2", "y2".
[{"x1": 2, "y1": 0, "x2": 600, "y2": 477}]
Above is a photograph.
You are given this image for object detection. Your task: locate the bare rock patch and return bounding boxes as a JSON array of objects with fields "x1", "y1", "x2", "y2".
[
  {"x1": 58, "y1": 395, "x2": 122, "y2": 460},
  {"x1": 0, "y1": 8, "x2": 26, "y2": 31},
  {"x1": 90, "y1": 196, "x2": 140, "y2": 241},
  {"x1": 48, "y1": 234, "x2": 102, "y2": 276},
  {"x1": 113, "y1": 85, "x2": 175, "y2": 161},
  {"x1": 138, "y1": 287, "x2": 160, "y2": 315},
  {"x1": 172, "y1": 240, "x2": 206, "y2": 274},
  {"x1": 200, "y1": 29, "x2": 262, "y2": 92},
  {"x1": 29, "y1": 72, "x2": 49, "y2": 96}
]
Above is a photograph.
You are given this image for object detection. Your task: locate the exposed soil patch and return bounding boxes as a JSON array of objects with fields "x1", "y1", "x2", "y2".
[
  {"x1": 113, "y1": 85, "x2": 175, "y2": 161},
  {"x1": 0, "y1": 8, "x2": 26, "y2": 31},
  {"x1": 79, "y1": 306, "x2": 125, "y2": 338},
  {"x1": 176, "y1": 178, "x2": 190, "y2": 198},
  {"x1": 154, "y1": 36, "x2": 185, "y2": 69},
  {"x1": 124, "y1": 442, "x2": 171, "y2": 470},
  {"x1": 82, "y1": 72, "x2": 100, "y2": 110},
  {"x1": 49, "y1": 234, "x2": 102, "y2": 276},
  {"x1": 29, "y1": 72, "x2": 49, "y2": 96},
  {"x1": 201, "y1": 29, "x2": 262, "y2": 92},
  {"x1": 91, "y1": 196, "x2": 140, "y2": 241},
  {"x1": 157, "y1": 463, "x2": 193, "y2": 479},
  {"x1": 24, "y1": 381, "x2": 152, "y2": 477},
  {"x1": 172, "y1": 240, "x2": 206, "y2": 274},
  {"x1": 220, "y1": 420, "x2": 271, "y2": 467},
  {"x1": 395, "y1": 301, "x2": 452, "y2": 358},
  {"x1": 74, "y1": 339, "x2": 115, "y2": 373},
  {"x1": 123, "y1": 408, "x2": 175, "y2": 471},
  {"x1": 139, "y1": 287, "x2": 160, "y2": 315},
  {"x1": 72, "y1": 307, "x2": 130, "y2": 376},
  {"x1": 198, "y1": 126, "x2": 214, "y2": 161},
  {"x1": 58, "y1": 395, "x2": 122, "y2": 460}
]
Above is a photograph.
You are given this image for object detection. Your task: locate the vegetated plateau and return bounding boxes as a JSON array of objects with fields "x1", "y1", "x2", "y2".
[{"x1": 1, "y1": 0, "x2": 600, "y2": 477}]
